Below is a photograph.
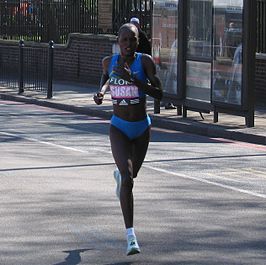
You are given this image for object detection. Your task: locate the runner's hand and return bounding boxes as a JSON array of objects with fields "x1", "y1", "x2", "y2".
[
  {"x1": 113, "y1": 63, "x2": 132, "y2": 82},
  {"x1": 93, "y1": 92, "x2": 104, "y2": 105}
]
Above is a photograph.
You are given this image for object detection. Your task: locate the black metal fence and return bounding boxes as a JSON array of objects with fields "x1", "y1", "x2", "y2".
[
  {"x1": 0, "y1": 0, "x2": 265, "y2": 51},
  {"x1": 112, "y1": 0, "x2": 153, "y2": 38},
  {"x1": 0, "y1": 0, "x2": 151, "y2": 43},
  {"x1": 0, "y1": 45, "x2": 18, "y2": 89},
  {"x1": 0, "y1": 0, "x2": 98, "y2": 44},
  {"x1": 0, "y1": 40, "x2": 54, "y2": 98},
  {"x1": 257, "y1": 0, "x2": 266, "y2": 53}
]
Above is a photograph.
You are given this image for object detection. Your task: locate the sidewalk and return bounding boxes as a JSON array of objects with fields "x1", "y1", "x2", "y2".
[{"x1": 1, "y1": 82, "x2": 266, "y2": 145}]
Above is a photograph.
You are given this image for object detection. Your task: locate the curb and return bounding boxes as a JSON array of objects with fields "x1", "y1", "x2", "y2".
[
  {"x1": 1, "y1": 93, "x2": 265, "y2": 146},
  {"x1": 150, "y1": 115, "x2": 266, "y2": 145}
]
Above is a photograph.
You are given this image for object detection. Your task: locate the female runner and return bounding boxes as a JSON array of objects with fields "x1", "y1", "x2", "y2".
[{"x1": 94, "y1": 23, "x2": 162, "y2": 255}]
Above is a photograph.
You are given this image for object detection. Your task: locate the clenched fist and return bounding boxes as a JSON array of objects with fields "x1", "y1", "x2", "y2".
[{"x1": 93, "y1": 92, "x2": 104, "y2": 105}]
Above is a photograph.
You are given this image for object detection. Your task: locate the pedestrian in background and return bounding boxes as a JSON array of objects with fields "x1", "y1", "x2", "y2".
[
  {"x1": 130, "y1": 17, "x2": 152, "y2": 56},
  {"x1": 93, "y1": 23, "x2": 162, "y2": 256}
]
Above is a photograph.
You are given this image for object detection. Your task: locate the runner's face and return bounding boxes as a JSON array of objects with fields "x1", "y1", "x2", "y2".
[{"x1": 118, "y1": 28, "x2": 138, "y2": 57}]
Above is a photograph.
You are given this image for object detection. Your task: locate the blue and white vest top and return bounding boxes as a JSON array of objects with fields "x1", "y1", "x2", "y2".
[{"x1": 108, "y1": 53, "x2": 147, "y2": 106}]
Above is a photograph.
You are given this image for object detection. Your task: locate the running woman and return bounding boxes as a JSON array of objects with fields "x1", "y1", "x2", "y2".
[{"x1": 93, "y1": 23, "x2": 163, "y2": 256}]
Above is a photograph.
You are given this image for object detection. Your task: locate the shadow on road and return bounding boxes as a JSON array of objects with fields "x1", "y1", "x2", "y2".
[
  {"x1": 105, "y1": 261, "x2": 137, "y2": 265},
  {"x1": 0, "y1": 162, "x2": 115, "y2": 172},
  {"x1": 53, "y1": 248, "x2": 92, "y2": 265}
]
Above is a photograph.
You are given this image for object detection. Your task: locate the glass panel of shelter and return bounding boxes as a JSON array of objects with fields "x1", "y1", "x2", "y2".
[
  {"x1": 152, "y1": 0, "x2": 179, "y2": 96},
  {"x1": 186, "y1": 0, "x2": 212, "y2": 103},
  {"x1": 152, "y1": 0, "x2": 245, "y2": 111},
  {"x1": 212, "y1": 0, "x2": 244, "y2": 106}
]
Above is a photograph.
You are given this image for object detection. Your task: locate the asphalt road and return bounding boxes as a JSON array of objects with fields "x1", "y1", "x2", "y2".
[{"x1": 1, "y1": 100, "x2": 266, "y2": 265}]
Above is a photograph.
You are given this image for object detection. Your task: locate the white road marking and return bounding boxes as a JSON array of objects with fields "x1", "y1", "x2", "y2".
[
  {"x1": 0, "y1": 130, "x2": 111, "y2": 154},
  {"x1": 143, "y1": 165, "x2": 266, "y2": 199},
  {"x1": 1, "y1": 130, "x2": 266, "y2": 199}
]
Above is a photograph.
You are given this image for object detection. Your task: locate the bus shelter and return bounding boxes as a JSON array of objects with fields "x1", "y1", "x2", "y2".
[{"x1": 152, "y1": 0, "x2": 256, "y2": 127}]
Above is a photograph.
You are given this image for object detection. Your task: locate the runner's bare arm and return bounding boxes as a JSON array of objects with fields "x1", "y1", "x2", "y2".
[
  {"x1": 139, "y1": 54, "x2": 163, "y2": 100},
  {"x1": 94, "y1": 57, "x2": 111, "y2": 105}
]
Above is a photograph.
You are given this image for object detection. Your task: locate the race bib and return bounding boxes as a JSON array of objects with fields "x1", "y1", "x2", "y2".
[{"x1": 110, "y1": 85, "x2": 139, "y2": 99}]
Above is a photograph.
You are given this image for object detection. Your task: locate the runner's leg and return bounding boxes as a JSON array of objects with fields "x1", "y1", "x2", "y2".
[
  {"x1": 110, "y1": 125, "x2": 134, "y2": 229},
  {"x1": 132, "y1": 126, "x2": 151, "y2": 178}
]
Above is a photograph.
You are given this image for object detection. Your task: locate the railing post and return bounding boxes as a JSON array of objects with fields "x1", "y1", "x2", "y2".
[
  {"x1": 47, "y1": 40, "x2": 54, "y2": 99},
  {"x1": 154, "y1": 99, "x2": 160, "y2": 114},
  {"x1": 18, "y1": 40, "x2": 24, "y2": 94}
]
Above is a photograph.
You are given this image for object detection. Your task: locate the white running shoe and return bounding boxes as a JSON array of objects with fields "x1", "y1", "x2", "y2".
[
  {"x1": 113, "y1": 169, "x2": 121, "y2": 199},
  {"x1": 126, "y1": 235, "x2": 140, "y2": 256}
]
